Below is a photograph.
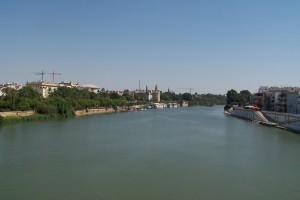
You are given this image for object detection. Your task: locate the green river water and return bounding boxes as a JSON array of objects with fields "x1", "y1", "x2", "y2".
[{"x1": 1, "y1": 106, "x2": 300, "y2": 200}]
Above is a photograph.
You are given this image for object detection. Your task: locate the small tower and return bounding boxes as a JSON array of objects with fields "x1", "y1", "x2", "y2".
[{"x1": 153, "y1": 84, "x2": 160, "y2": 102}]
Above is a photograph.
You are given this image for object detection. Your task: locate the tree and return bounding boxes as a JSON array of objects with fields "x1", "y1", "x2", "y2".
[
  {"x1": 226, "y1": 89, "x2": 238, "y2": 104},
  {"x1": 16, "y1": 99, "x2": 31, "y2": 111},
  {"x1": 181, "y1": 93, "x2": 192, "y2": 101},
  {"x1": 122, "y1": 92, "x2": 134, "y2": 101},
  {"x1": 0, "y1": 99, "x2": 10, "y2": 111},
  {"x1": 110, "y1": 92, "x2": 121, "y2": 99},
  {"x1": 239, "y1": 90, "x2": 251, "y2": 105},
  {"x1": 134, "y1": 93, "x2": 145, "y2": 101},
  {"x1": 161, "y1": 92, "x2": 172, "y2": 102},
  {"x1": 3, "y1": 88, "x2": 17, "y2": 110},
  {"x1": 17, "y1": 86, "x2": 41, "y2": 100}
]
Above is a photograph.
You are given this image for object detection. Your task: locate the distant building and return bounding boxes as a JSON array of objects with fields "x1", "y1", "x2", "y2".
[
  {"x1": 250, "y1": 93, "x2": 265, "y2": 106},
  {"x1": 145, "y1": 85, "x2": 160, "y2": 102},
  {"x1": 286, "y1": 92, "x2": 300, "y2": 114},
  {"x1": 26, "y1": 80, "x2": 101, "y2": 98},
  {"x1": 26, "y1": 81, "x2": 58, "y2": 98},
  {"x1": 58, "y1": 81, "x2": 78, "y2": 88},
  {"x1": 258, "y1": 86, "x2": 269, "y2": 94},
  {"x1": 253, "y1": 86, "x2": 300, "y2": 114},
  {"x1": 108, "y1": 91, "x2": 125, "y2": 96},
  {"x1": 77, "y1": 83, "x2": 100, "y2": 93},
  {"x1": 277, "y1": 92, "x2": 287, "y2": 112},
  {"x1": 0, "y1": 82, "x2": 23, "y2": 96},
  {"x1": 270, "y1": 92, "x2": 281, "y2": 112},
  {"x1": 0, "y1": 82, "x2": 22, "y2": 90}
]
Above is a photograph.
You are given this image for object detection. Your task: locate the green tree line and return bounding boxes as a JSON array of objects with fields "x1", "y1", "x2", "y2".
[
  {"x1": 0, "y1": 86, "x2": 126, "y2": 118},
  {"x1": 224, "y1": 89, "x2": 251, "y2": 110},
  {"x1": 160, "y1": 91, "x2": 227, "y2": 106}
]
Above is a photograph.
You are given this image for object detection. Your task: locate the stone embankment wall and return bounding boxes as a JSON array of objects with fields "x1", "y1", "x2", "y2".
[
  {"x1": 0, "y1": 111, "x2": 35, "y2": 117},
  {"x1": 231, "y1": 108, "x2": 300, "y2": 133},
  {"x1": 75, "y1": 108, "x2": 115, "y2": 116},
  {"x1": 262, "y1": 111, "x2": 300, "y2": 133},
  {"x1": 231, "y1": 107, "x2": 265, "y2": 121},
  {"x1": 262, "y1": 111, "x2": 300, "y2": 123},
  {"x1": 1, "y1": 108, "x2": 119, "y2": 118}
]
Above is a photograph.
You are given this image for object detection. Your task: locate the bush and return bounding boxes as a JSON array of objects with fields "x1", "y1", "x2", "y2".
[
  {"x1": 17, "y1": 101, "x2": 31, "y2": 111},
  {"x1": 224, "y1": 104, "x2": 232, "y2": 110},
  {"x1": 36, "y1": 102, "x2": 52, "y2": 114}
]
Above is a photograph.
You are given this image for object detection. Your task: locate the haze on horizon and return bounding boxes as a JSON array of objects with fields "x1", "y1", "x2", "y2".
[{"x1": 0, "y1": 0, "x2": 299, "y2": 94}]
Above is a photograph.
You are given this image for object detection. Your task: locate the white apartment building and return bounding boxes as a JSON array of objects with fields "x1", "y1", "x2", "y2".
[
  {"x1": 26, "y1": 82, "x2": 58, "y2": 98},
  {"x1": 286, "y1": 92, "x2": 300, "y2": 114}
]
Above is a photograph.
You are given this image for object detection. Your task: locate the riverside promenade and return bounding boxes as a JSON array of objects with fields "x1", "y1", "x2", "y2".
[
  {"x1": 228, "y1": 107, "x2": 279, "y2": 128},
  {"x1": 227, "y1": 106, "x2": 300, "y2": 133}
]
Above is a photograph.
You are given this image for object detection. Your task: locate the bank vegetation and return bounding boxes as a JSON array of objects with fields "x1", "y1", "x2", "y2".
[{"x1": 0, "y1": 86, "x2": 227, "y2": 125}]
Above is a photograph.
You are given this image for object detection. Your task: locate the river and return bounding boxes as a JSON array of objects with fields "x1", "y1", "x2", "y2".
[{"x1": 1, "y1": 106, "x2": 300, "y2": 200}]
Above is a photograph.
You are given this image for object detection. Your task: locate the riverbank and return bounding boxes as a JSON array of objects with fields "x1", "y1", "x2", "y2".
[
  {"x1": 0, "y1": 107, "x2": 128, "y2": 126},
  {"x1": 0, "y1": 104, "x2": 181, "y2": 125},
  {"x1": 226, "y1": 106, "x2": 300, "y2": 133},
  {"x1": 75, "y1": 108, "x2": 116, "y2": 116},
  {"x1": 0, "y1": 110, "x2": 35, "y2": 117}
]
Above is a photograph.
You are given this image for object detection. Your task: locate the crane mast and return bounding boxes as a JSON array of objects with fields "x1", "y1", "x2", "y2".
[{"x1": 31, "y1": 69, "x2": 61, "y2": 83}]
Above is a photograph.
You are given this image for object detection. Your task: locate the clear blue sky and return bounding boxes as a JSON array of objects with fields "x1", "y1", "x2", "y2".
[{"x1": 1, "y1": 0, "x2": 299, "y2": 94}]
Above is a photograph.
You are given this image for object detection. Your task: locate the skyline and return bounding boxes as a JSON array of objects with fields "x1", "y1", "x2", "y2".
[{"x1": 1, "y1": 0, "x2": 300, "y2": 94}]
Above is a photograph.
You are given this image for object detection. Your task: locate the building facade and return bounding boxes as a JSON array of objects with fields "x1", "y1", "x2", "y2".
[
  {"x1": 286, "y1": 92, "x2": 300, "y2": 114},
  {"x1": 145, "y1": 85, "x2": 160, "y2": 102},
  {"x1": 0, "y1": 82, "x2": 22, "y2": 96},
  {"x1": 26, "y1": 82, "x2": 58, "y2": 98},
  {"x1": 253, "y1": 86, "x2": 300, "y2": 114}
]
